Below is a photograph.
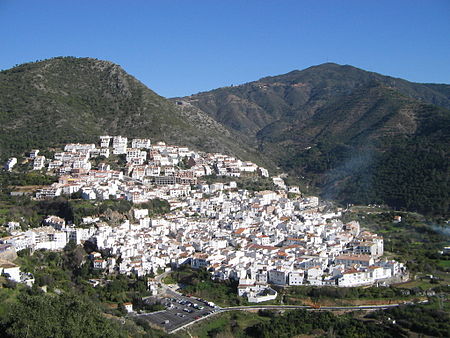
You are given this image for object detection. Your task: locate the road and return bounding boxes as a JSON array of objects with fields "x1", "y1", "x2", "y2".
[
  {"x1": 165, "y1": 302, "x2": 407, "y2": 334},
  {"x1": 155, "y1": 269, "x2": 183, "y2": 298},
  {"x1": 136, "y1": 297, "x2": 408, "y2": 334},
  {"x1": 138, "y1": 271, "x2": 416, "y2": 334},
  {"x1": 222, "y1": 303, "x2": 401, "y2": 311}
]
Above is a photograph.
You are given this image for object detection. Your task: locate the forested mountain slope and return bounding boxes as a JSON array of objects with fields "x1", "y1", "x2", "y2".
[
  {"x1": 0, "y1": 57, "x2": 263, "y2": 165},
  {"x1": 181, "y1": 64, "x2": 450, "y2": 216}
]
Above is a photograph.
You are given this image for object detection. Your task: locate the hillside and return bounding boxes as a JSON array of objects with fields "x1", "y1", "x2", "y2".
[
  {"x1": 0, "y1": 57, "x2": 265, "y2": 166},
  {"x1": 181, "y1": 64, "x2": 450, "y2": 216},
  {"x1": 0, "y1": 58, "x2": 448, "y2": 215}
]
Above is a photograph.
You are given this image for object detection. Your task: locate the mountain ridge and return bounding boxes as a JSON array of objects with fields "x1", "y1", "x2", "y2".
[
  {"x1": 182, "y1": 63, "x2": 450, "y2": 131},
  {"x1": 0, "y1": 57, "x2": 267, "y2": 167},
  {"x1": 0, "y1": 57, "x2": 448, "y2": 215},
  {"x1": 181, "y1": 63, "x2": 450, "y2": 216}
]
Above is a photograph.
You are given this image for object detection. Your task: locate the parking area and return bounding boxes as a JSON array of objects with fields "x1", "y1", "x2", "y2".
[{"x1": 135, "y1": 295, "x2": 219, "y2": 332}]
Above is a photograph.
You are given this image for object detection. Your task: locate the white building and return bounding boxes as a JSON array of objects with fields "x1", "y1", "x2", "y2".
[
  {"x1": 131, "y1": 138, "x2": 151, "y2": 149},
  {"x1": 33, "y1": 156, "x2": 46, "y2": 170},
  {"x1": 100, "y1": 136, "x2": 112, "y2": 148},
  {"x1": 123, "y1": 302, "x2": 133, "y2": 313},
  {"x1": 288, "y1": 271, "x2": 304, "y2": 286},
  {"x1": 4, "y1": 157, "x2": 17, "y2": 171},
  {"x1": 30, "y1": 227, "x2": 67, "y2": 250},
  {"x1": 268, "y1": 269, "x2": 288, "y2": 285},
  {"x1": 335, "y1": 254, "x2": 374, "y2": 267},
  {"x1": 126, "y1": 148, "x2": 147, "y2": 163},
  {"x1": 112, "y1": 136, "x2": 128, "y2": 155},
  {"x1": 0, "y1": 261, "x2": 21, "y2": 282},
  {"x1": 29, "y1": 149, "x2": 40, "y2": 159}
]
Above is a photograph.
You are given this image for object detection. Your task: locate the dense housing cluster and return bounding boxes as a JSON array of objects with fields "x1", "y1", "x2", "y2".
[{"x1": 1, "y1": 136, "x2": 406, "y2": 302}]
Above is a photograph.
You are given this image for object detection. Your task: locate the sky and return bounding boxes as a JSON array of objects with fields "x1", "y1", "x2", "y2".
[{"x1": 0, "y1": 0, "x2": 449, "y2": 97}]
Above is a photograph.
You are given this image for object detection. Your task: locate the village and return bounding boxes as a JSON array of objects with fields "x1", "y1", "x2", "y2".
[{"x1": 2, "y1": 136, "x2": 406, "y2": 303}]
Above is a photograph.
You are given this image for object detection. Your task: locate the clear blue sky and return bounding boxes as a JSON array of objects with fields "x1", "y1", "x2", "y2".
[{"x1": 1, "y1": 0, "x2": 449, "y2": 97}]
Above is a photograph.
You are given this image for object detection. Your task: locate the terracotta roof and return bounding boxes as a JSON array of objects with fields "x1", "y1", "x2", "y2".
[{"x1": 336, "y1": 254, "x2": 372, "y2": 261}]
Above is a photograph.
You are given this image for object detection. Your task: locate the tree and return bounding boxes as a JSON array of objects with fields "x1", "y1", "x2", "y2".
[{"x1": 1, "y1": 292, "x2": 125, "y2": 338}]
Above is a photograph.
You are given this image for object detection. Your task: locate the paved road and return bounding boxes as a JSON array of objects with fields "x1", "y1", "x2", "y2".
[
  {"x1": 154, "y1": 269, "x2": 184, "y2": 298},
  {"x1": 143, "y1": 271, "x2": 413, "y2": 334},
  {"x1": 222, "y1": 304, "x2": 401, "y2": 311},
  {"x1": 137, "y1": 297, "x2": 407, "y2": 334},
  {"x1": 167, "y1": 302, "x2": 407, "y2": 334}
]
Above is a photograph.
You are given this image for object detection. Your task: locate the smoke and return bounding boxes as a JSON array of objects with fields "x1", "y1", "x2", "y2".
[
  {"x1": 321, "y1": 147, "x2": 376, "y2": 203},
  {"x1": 431, "y1": 224, "x2": 450, "y2": 238}
]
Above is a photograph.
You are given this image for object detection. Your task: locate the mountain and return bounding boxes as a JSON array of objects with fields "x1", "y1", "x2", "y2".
[
  {"x1": 1, "y1": 58, "x2": 448, "y2": 215},
  {"x1": 181, "y1": 63, "x2": 450, "y2": 135},
  {"x1": 181, "y1": 63, "x2": 450, "y2": 216},
  {"x1": 0, "y1": 57, "x2": 265, "y2": 166}
]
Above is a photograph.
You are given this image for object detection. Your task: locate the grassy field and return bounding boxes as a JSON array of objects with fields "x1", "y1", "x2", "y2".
[{"x1": 436, "y1": 259, "x2": 450, "y2": 268}]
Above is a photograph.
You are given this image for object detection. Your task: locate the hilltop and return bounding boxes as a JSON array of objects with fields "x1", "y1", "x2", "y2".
[
  {"x1": 0, "y1": 57, "x2": 265, "y2": 166},
  {"x1": 181, "y1": 63, "x2": 450, "y2": 216},
  {"x1": 0, "y1": 58, "x2": 448, "y2": 215}
]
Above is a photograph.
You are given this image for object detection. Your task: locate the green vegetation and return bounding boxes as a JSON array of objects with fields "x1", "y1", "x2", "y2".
[
  {"x1": 2, "y1": 57, "x2": 449, "y2": 215},
  {"x1": 343, "y1": 210, "x2": 450, "y2": 275},
  {"x1": 280, "y1": 285, "x2": 421, "y2": 306},
  {"x1": 203, "y1": 175, "x2": 278, "y2": 192},
  {"x1": 0, "y1": 171, "x2": 57, "y2": 187},
  {"x1": 324, "y1": 105, "x2": 450, "y2": 217},
  {"x1": 65, "y1": 197, "x2": 169, "y2": 224},
  {"x1": 367, "y1": 304, "x2": 450, "y2": 337},
  {"x1": 190, "y1": 305, "x2": 450, "y2": 338},
  {"x1": 245, "y1": 309, "x2": 405, "y2": 338},
  {"x1": 90, "y1": 154, "x2": 126, "y2": 171},
  {"x1": 165, "y1": 266, "x2": 246, "y2": 307},
  {"x1": 0, "y1": 57, "x2": 266, "y2": 169},
  {"x1": 16, "y1": 244, "x2": 151, "y2": 303},
  {"x1": 191, "y1": 309, "x2": 406, "y2": 338},
  {"x1": 0, "y1": 291, "x2": 125, "y2": 338},
  {"x1": 0, "y1": 242, "x2": 168, "y2": 337},
  {"x1": 187, "y1": 63, "x2": 450, "y2": 217},
  {"x1": 0, "y1": 191, "x2": 169, "y2": 227},
  {"x1": 137, "y1": 199, "x2": 171, "y2": 217},
  {"x1": 189, "y1": 311, "x2": 272, "y2": 338},
  {"x1": 236, "y1": 176, "x2": 277, "y2": 192},
  {"x1": 0, "y1": 171, "x2": 60, "y2": 225},
  {"x1": 280, "y1": 96, "x2": 450, "y2": 217}
]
